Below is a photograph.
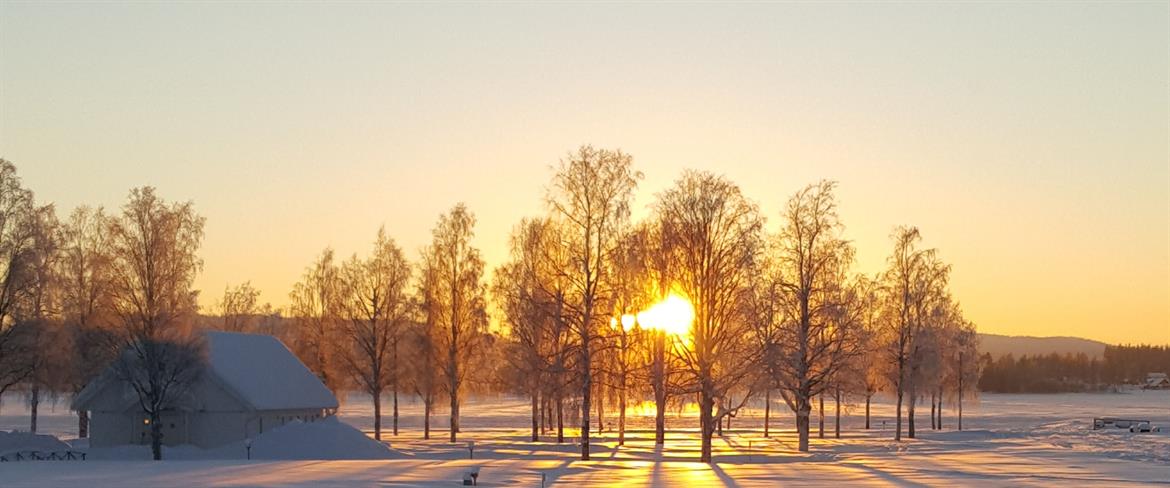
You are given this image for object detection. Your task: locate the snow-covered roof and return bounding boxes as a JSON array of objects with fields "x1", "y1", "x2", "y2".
[
  {"x1": 206, "y1": 331, "x2": 338, "y2": 411},
  {"x1": 74, "y1": 331, "x2": 339, "y2": 412}
]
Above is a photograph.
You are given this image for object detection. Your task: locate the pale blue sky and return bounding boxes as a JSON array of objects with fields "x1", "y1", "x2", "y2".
[{"x1": 1, "y1": 2, "x2": 1167, "y2": 343}]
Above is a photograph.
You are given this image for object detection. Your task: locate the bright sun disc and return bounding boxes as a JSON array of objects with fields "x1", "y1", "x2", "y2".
[{"x1": 637, "y1": 294, "x2": 694, "y2": 336}]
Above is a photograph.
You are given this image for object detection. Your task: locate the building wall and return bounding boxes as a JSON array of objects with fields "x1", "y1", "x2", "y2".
[
  {"x1": 254, "y1": 408, "x2": 331, "y2": 436},
  {"x1": 89, "y1": 411, "x2": 134, "y2": 448},
  {"x1": 85, "y1": 375, "x2": 248, "y2": 449},
  {"x1": 86, "y1": 376, "x2": 334, "y2": 450},
  {"x1": 162, "y1": 409, "x2": 330, "y2": 449},
  {"x1": 187, "y1": 411, "x2": 249, "y2": 448},
  {"x1": 178, "y1": 377, "x2": 248, "y2": 448},
  {"x1": 127, "y1": 410, "x2": 192, "y2": 447},
  {"x1": 85, "y1": 380, "x2": 137, "y2": 448}
]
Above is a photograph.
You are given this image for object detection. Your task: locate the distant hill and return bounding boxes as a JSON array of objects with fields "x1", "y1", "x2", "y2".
[{"x1": 977, "y1": 333, "x2": 1108, "y2": 359}]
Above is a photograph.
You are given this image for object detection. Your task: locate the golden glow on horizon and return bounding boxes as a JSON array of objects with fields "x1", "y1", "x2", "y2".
[
  {"x1": 625, "y1": 399, "x2": 701, "y2": 417},
  {"x1": 3, "y1": 4, "x2": 1166, "y2": 345},
  {"x1": 637, "y1": 294, "x2": 695, "y2": 337}
]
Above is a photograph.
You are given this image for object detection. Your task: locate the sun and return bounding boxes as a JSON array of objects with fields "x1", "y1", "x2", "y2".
[{"x1": 637, "y1": 293, "x2": 695, "y2": 336}]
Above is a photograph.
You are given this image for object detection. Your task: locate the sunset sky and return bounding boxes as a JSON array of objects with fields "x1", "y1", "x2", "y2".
[{"x1": 1, "y1": 2, "x2": 1166, "y2": 344}]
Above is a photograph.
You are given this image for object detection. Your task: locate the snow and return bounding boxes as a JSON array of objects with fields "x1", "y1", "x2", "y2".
[
  {"x1": 1, "y1": 391, "x2": 1168, "y2": 486},
  {"x1": 205, "y1": 331, "x2": 338, "y2": 410},
  {"x1": 0, "y1": 430, "x2": 71, "y2": 456},
  {"x1": 78, "y1": 417, "x2": 404, "y2": 461},
  {"x1": 216, "y1": 417, "x2": 406, "y2": 460}
]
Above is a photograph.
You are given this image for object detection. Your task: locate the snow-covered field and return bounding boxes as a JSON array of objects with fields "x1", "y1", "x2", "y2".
[{"x1": 1, "y1": 391, "x2": 1167, "y2": 486}]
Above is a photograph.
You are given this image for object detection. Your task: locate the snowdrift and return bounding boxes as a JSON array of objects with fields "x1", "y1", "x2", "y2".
[
  {"x1": 86, "y1": 417, "x2": 407, "y2": 461},
  {"x1": 0, "y1": 431, "x2": 71, "y2": 456},
  {"x1": 225, "y1": 417, "x2": 407, "y2": 460}
]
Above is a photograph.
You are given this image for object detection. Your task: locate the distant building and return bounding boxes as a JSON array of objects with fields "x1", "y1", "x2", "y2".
[
  {"x1": 1144, "y1": 372, "x2": 1169, "y2": 390},
  {"x1": 73, "y1": 331, "x2": 339, "y2": 449}
]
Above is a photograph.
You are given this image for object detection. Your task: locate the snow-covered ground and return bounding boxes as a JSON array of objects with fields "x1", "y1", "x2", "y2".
[{"x1": 1, "y1": 391, "x2": 1167, "y2": 486}]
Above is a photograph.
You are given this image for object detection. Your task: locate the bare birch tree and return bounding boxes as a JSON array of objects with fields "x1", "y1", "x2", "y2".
[
  {"x1": 420, "y1": 204, "x2": 487, "y2": 442},
  {"x1": 106, "y1": 187, "x2": 207, "y2": 461},
  {"x1": 545, "y1": 145, "x2": 641, "y2": 460},
  {"x1": 289, "y1": 248, "x2": 346, "y2": 394},
  {"x1": 747, "y1": 252, "x2": 783, "y2": 438},
  {"x1": 17, "y1": 203, "x2": 62, "y2": 433},
  {"x1": 0, "y1": 160, "x2": 41, "y2": 399},
  {"x1": 216, "y1": 281, "x2": 261, "y2": 332},
  {"x1": 493, "y1": 218, "x2": 557, "y2": 442},
  {"x1": 636, "y1": 220, "x2": 676, "y2": 445},
  {"x1": 770, "y1": 181, "x2": 861, "y2": 452},
  {"x1": 338, "y1": 227, "x2": 411, "y2": 440},
  {"x1": 58, "y1": 205, "x2": 118, "y2": 438},
  {"x1": 881, "y1": 226, "x2": 950, "y2": 441},
  {"x1": 654, "y1": 170, "x2": 763, "y2": 463},
  {"x1": 849, "y1": 274, "x2": 885, "y2": 430},
  {"x1": 952, "y1": 318, "x2": 979, "y2": 431},
  {"x1": 608, "y1": 225, "x2": 655, "y2": 446},
  {"x1": 410, "y1": 252, "x2": 445, "y2": 440}
]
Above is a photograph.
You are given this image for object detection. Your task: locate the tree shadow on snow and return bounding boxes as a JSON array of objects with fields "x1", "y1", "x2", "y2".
[{"x1": 842, "y1": 462, "x2": 932, "y2": 487}]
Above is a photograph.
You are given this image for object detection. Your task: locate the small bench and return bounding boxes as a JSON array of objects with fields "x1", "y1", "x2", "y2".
[
  {"x1": 1093, "y1": 418, "x2": 1160, "y2": 432},
  {"x1": 462, "y1": 466, "x2": 481, "y2": 486},
  {"x1": 1093, "y1": 418, "x2": 1148, "y2": 430}
]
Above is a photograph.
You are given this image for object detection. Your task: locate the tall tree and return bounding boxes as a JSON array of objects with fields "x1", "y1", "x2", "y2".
[
  {"x1": 746, "y1": 254, "x2": 783, "y2": 438},
  {"x1": 881, "y1": 226, "x2": 949, "y2": 441},
  {"x1": 849, "y1": 274, "x2": 885, "y2": 430},
  {"x1": 58, "y1": 205, "x2": 118, "y2": 438},
  {"x1": 106, "y1": 187, "x2": 206, "y2": 461},
  {"x1": 409, "y1": 252, "x2": 445, "y2": 440},
  {"x1": 338, "y1": 228, "x2": 411, "y2": 440},
  {"x1": 17, "y1": 203, "x2": 62, "y2": 433},
  {"x1": 769, "y1": 181, "x2": 861, "y2": 452},
  {"x1": 216, "y1": 281, "x2": 261, "y2": 332},
  {"x1": 533, "y1": 220, "x2": 575, "y2": 444},
  {"x1": 654, "y1": 170, "x2": 763, "y2": 463},
  {"x1": 545, "y1": 145, "x2": 641, "y2": 460},
  {"x1": 0, "y1": 160, "x2": 40, "y2": 398},
  {"x1": 406, "y1": 321, "x2": 443, "y2": 439},
  {"x1": 637, "y1": 221, "x2": 676, "y2": 445},
  {"x1": 289, "y1": 248, "x2": 346, "y2": 394},
  {"x1": 420, "y1": 204, "x2": 487, "y2": 442},
  {"x1": 608, "y1": 225, "x2": 654, "y2": 446},
  {"x1": 952, "y1": 318, "x2": 979, "y2": 430},
  {"x1": 493, "y1": 218, "x2": 557, "y2": 442}
]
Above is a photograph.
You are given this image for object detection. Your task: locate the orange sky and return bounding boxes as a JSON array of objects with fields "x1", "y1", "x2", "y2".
[{"x1": 2, "y1": 3, "x2": 1167, "y2": 344}]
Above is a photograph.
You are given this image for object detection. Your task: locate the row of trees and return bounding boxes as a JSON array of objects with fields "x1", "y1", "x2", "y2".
[
  {"x1": 487, "y1": 147, "x2": 980, "y2": 462},
  {"x1": 280, "y1": 205, "x2": 493, "y2": 442},
  {"x1": 0, "y1": 159, "x2": 207, "y2": 460},
  {"x1": 1101, "y1": 345, "x2": 1170, "y2": 384},
  {"x1": 979, "y1": 346, "x2": 1170, "y2": 393},
  {"x1": 0, "y1": 148, "x2": 982, "y2": 463}
]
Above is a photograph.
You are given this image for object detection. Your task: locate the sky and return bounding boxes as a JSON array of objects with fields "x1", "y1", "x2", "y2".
[{"x1": 1, "y1": 2, "x2": 1167, "y2": 344}]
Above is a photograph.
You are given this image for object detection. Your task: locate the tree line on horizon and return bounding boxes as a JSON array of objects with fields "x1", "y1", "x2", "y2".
[
  {"x1": 0, "y1": 149, "x2": 982, "y2": 463},
  {"x1": 979, "y1": 345, "x2": 1170, "y2": 393}
]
